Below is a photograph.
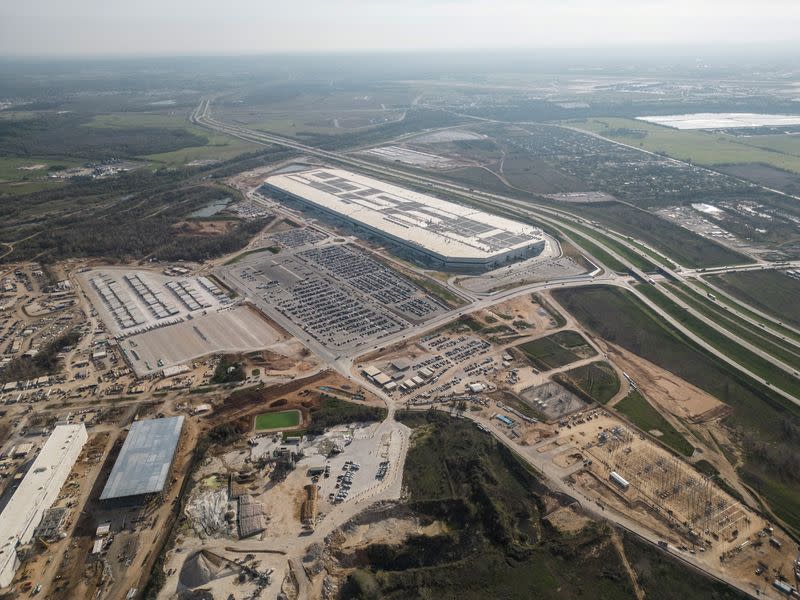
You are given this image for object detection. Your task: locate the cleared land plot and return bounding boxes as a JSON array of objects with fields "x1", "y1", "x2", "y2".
[
  {"x1": 411, "y1": 129, "x2": 486, "y2": 143},
  {"x1": 614, "y1": 390, "x2": 694, "y2": 456},
  {"x1": 122, "y1": 306, "x2": 281, "y2": 377},
  {"x1": 556, "y1": 361, "x2": 620, "y2": 404},
  {"x1": 254, "y1": 409, "x2": 301, "y2": 430},
  {"x1": 570, "y1": 202, "x2": 750, "y2": 268},
  {"x1": 516, "y1": 330, "x2": 596, "y2": 371},
  {"x1": 706, "y1": 270, "x2": 800, "y2": 329},
  {"x1": 567, "y1": 117, "x2": 800, "y2": 174},
  {"x1": 501, "y1": 154, "x2": 589, "y2": 194},
  {"x1": 553, "y1": 285, "x2": 800, "y2": 533}
]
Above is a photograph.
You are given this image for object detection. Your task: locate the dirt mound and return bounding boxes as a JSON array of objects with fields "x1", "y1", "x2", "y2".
[{"x1": 179, "y1": 550, "x2": 236, "y2": 589}]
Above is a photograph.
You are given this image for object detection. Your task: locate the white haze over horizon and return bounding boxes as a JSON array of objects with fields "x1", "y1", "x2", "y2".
[{"x1": 1, "y1": 0, "x2": 799, "y2": 58}]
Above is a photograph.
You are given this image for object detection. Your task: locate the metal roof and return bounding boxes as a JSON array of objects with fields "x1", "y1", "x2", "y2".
[
  {"x1": 264, "y1": 168, "x2": 544, "y2": 261},
  {"x1": 100, "y1": 416, "x2": 184, "y2": 500}
]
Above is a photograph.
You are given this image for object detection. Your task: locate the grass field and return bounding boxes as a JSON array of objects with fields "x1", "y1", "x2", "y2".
[
  {"x1": 566, "y1": 202, "x2": 751, "y2": 268},
  {"x1": 563, "y1": 228, "x2": 627, "y2": 272},
  {"x1": 517, "y1": 330, "x2": 596, "y2": 371},
  {"x1": 0, "y1": 156, "x2": 83, "y2": 198},
  {"x1": 615, "y1": 390, "x2": 694, "y2": 456},
  {"x1": 665, "y1": 282, "x2": 800, "y2": 369},
  {"x1": 565, "y1": 117, "x2": 800, "y2": 174},
  {"x1": 87, "y1": 112, "x2": 261, "y2": 166},
  {"x1": 706, "y1": 270, "x2": 800, "y2": 329},
  {"x1": 88, "y1": 113, "x2": 190, "y2": 129},
  {"x1": 144, "y1": 130, "x2": 260, "y2": 166},
  {"x1": 636, "y1": 284, "x2": 800, "y2": 399},
  {"x1": 558, "y1": 361, "x2": 620, "y2": 404},
  {"x1": 254, "y1": 409, "x2": 301, "y2": 430}
]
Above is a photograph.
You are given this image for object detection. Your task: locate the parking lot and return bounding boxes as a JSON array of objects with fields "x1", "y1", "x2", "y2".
[
  {"x1": 215, "y1": 234, "x2": 447, "y2": 351},
  {"x1": 362, "y1": 332, "x2": 496, "y2": 402}
]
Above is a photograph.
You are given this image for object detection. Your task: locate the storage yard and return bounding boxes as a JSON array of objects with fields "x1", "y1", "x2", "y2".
[
  {"x1": 76, "y1": 268, "x2": 285, "y2": 377},
  {"x1": 78, "y1": 268, "x2": 231, "y2": 338},
  {"x1": 261, "y1": 167, "x2": 547, "y2": 272},
  {"x1": 359, "y1": 145, "x2": 462, "y2": 169}
]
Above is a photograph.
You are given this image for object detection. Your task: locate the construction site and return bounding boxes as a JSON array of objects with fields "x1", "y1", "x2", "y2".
[
  {"x1": 510, "y1": 409, "x2": 798, "y2": 594},
  {"x1": 586, "y1": 422, "x2": 751, "y2": 548}
]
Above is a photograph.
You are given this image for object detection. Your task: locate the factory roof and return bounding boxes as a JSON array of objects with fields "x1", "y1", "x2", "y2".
[
  {"x1": 100, "y1": 416, "x2": 184, "y2": 500},
  {"x1": 264, "y1": 168, "x2": 544, "y2": 260},
  {"x1": 0, "y1": 425, "x2": 86, "y2": 583}
]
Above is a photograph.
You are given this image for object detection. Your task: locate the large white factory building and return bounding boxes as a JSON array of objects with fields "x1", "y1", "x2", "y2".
[
  {"x1": 262, "y1": 168, "x2": 547, "y2": 272},
  {"x1": 0, "y1": 424, "x2": 87, "y2": 588}
]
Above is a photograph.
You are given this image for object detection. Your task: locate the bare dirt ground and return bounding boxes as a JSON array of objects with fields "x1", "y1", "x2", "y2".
[
  {"x1": 489, "y1": 293, "x2": 559, "y2": 330},
  {"x1": 543, "y1": 504, "x2": 591, "y2": 534},
  {"x1": 171, "y1": 219, "x2": 237, "y2": 236},
  {"x1": 603, "y1": 343, "x2": 728, "y2": 422}
]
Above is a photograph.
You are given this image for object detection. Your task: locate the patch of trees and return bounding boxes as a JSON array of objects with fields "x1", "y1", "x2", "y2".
[
  {"x1": 5, "y1": 179, "x2": 271, "y2": 263},
  {"x1": 210, "y1": 355, "x2": 246, "y2": 384},
  {"x1": 0, "y1": 113, "x2": 207, "y2": 159},
  {"x1": 0, "y1": 328, "x2": 80, "y2": 384},
  {"x1": 306, "y1": 398, "x2": 386, "y2": 435}
]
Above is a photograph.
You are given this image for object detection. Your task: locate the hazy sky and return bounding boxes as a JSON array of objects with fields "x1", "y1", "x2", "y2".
[{"x1": 2, "y1": 0, "x2": 799, "y2": 57}]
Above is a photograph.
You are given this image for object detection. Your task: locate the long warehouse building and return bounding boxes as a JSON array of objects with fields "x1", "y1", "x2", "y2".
[
  {"x1": 100, "y1": 416, "x2": 184, "y2": 501},
  {"x1": 262, "y1": 167, "x2": 547, "y2": 272},
  {"x1": 0, "y1": 424, "x2": 87, "y2": 588}
]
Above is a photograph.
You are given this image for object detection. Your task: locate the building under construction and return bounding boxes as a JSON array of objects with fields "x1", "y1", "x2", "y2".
[{"x1": 590, "y1": 425, "x2": 750, "y2": 544}]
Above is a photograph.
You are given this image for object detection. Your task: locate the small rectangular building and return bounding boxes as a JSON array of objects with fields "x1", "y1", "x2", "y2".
[
  {"x1": 0, "y1": 424, "x2": 87, "y2": 588},
  {"x1": 9, "y1": 442, "x2": 33, "y2": 458},
  {"x1": 162, "y1": 364, "x2": 190, "y2": 378},
  {"x1": 609, "y1": 471, "x2": 630, "y2": 491},
  {"x1": 390, "y1": 359, "x2": 410, "y2": 372},
  {"x1": 363, "y1": 365, "x2": 381, "y2": 378},
  {"x1": 374, "y1": 373, "x2": 392, "y2": 387},
  {"x1": 100, "y1": 416, "x2": 184, "y2": 501}
]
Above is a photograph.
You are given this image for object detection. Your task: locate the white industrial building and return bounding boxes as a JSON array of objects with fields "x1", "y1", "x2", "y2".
[
  {"x1": 0, "y1": 424, "x2": 87, "y2": 588},
  {"x1": 262, "y1": 168, "x2": 547, "y2": 272}
]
